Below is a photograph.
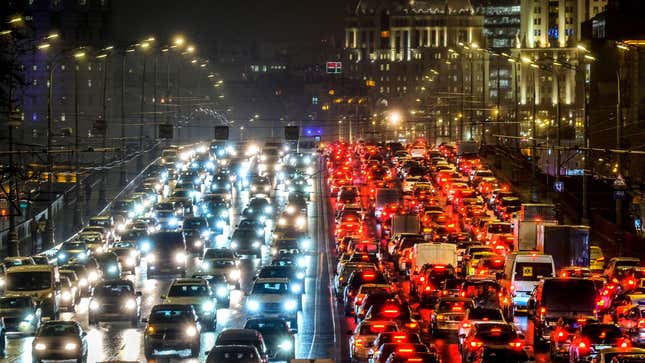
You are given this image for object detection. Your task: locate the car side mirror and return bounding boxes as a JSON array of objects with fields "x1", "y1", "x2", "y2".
[
  {"x1": 141, "y1": 318, "x2": 148, "y2": 323},
  {"x1": 82, "y1": 331, "x2": 87, "y2": 337},
  {"x1": 136, "y1": 291, "x2": 142, "y2": 297}
]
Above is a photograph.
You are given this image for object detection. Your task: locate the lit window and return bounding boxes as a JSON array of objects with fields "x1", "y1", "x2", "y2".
[
  {"x1": 32, "y1": 112, "x2": 38, "y2": 121},
  {"x1": 32, "y1": 65, "x2": 38, "y2": 71},
  {"x1": 33, "y1": 79, "x2": 38, "y2": 85},
  {"x1": 88, "y1": 79, "x2": 92, "y2": 88},
  {"x1": 61, "y1": 113, "x2": 66, "y2": 121},
  {"x1": 61, "y1": 65, "x2": 66, "y2": 71}
]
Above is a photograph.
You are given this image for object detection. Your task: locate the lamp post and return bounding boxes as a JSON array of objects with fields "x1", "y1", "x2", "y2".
[{"x1": 73, "y1": 51, "x2": 85, "y2": 229}]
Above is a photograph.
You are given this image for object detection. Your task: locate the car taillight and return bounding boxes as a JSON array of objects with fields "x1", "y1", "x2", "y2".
[
  {"x1": 620, "y1": 339, "x2": 631, "y2": 348},
  {"x1": 578, "y1": 341, "x2": 588, "y2": 351},
  {"x1": 355, "y1": 338, "x2": 364, "y2": 347},
  {"x1": 405, "y1": 322, "x2": 418, "y2": 329},
  {"x1": 462, "y1": 323, "x2": 471, "y2": 328},
  {"x1": 509, "y1": 341, "x2": 522, "y2": 349},
  {"x1": 638, "y1": 319, "x2": 645, "y2": 329},
  {"x1": 555, "y1": 329, "x2": 567, "y2": 341},
  {"x1": 470, "y1": 340, "x2": 483, "y2": 348}
]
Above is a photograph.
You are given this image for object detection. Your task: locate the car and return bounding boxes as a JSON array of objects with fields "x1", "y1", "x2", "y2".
[
  {"x1": 143, "y1": 304, "x2": 201, "y2": 359},
  {"x1": 0, "y1": 295, "x2": 41, "y2": 335},
  {"x1": 349, "y1": 319, "x2": 399, "y2": 361},
  {"x1": 215, "y1": 328, "x2": 268, "y2": 363},
  {"x1": 56, "y1": 242, "x2": 89, "y2": 264},
  {"x1": 569, "y1": 323, "x2": 630, "y2": 363},
  {"x1": 458, "y1": 308, "x2": 508, "y2": 348},
  {"x1": 161, "y1": 278, "x2": 217, "y2": 330},
  {"x1": 230, "y1": 228, "x2": 263, "y2": 257},
  {"x1": 88, "y1": 280, "x2": 141, "y2": 326},
  {"x1": 146, "y1": 231, "x2": 188, "y2": 277},
  {"x1": 3, "y1": 256, "x2": 35, "y2": 268},
  {"x1": 244, "y1": 318, "x2": 295, "y2": 361},
  {"x1": 58, "y1": 276, "x2": 77, "y2": 312},
  {"x1": 201, "y1": 248, "x2": 241, "y2": 288},
  {"x1": 94, "y1": 252, "x2": 122, "y2": 280},
  {"x1": 246, "y1": 278, "x2": 299, "y2": 330},
  {"x1": 550, "y1": 317, "x2": 596, "y2": 360},
  {"x1": 193, "y1": 272, "x2": 232, "y2": 308},
  {"x1": 108, "y1": 246, "x2": 139, "y2": 274},
  {"x1": 32, "y1": 321, "x2": 87, "y2": 363},
  {"x1": 589, "y1": 347, "x2": 645, "y2": 363},
  {"x1": 430, "y1": 297, "x2": 475, "y2": 336},
  {"x1": 205, "y1": 345, "x2": 263, "y2": 363},
  {"x1": 471, "y1": 346, "x2": 532, "y2": 363},
  {"x1": 461, "y1": 322, "x2": 528, "y2": 363},
  {"x1": 371, "y1": 343, "x2": 431, "y2": 363},
  {"x1": 369, "y1": 331, "x2": 423, "y2": 362},
  {"x1": 256, "y1": 265, "x2": 305, "y2": 295}
]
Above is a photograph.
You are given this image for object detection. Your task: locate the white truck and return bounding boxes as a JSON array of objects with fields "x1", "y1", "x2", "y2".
[
  {"x1": 512, "y1": 203, "x2": 557, "y2": 251},
  {"x1": 409, "y1": 243, "x2": 457, "y2": 274}
]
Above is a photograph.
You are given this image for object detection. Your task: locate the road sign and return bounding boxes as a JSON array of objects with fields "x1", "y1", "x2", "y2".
[
  {"x1": 326, "y1": 61, "x2": 342, "y2": 74},
  {"x1": 554, "y1": 181, "x2": 564, "y2": 193},
  {"x1": 214, "y1": 126, "x2": 229, "y2": 140},
  {"x1": 284, "y1": 126, "x2": 299, "y2": 141}
]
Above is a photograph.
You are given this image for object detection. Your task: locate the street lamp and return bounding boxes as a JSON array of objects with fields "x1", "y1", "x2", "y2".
[{"x1": 73, "y1": 50, "x2": 86, "y2": 229}]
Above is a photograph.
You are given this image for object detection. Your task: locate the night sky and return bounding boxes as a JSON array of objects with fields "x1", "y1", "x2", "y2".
[{"x1": 112, "y1": 0, "x2": 348, "y2": 51}]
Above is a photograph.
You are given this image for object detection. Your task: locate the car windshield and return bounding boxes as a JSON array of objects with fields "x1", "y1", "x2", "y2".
[
  {"x1": 61, "y1": 242, "x2": 86, "y2": 251},
  {"x1": 252, "y1": 282, "x2": 289, "y2": 294},
  {"x1": 476, "y1": 325, "x2": 517, "y2": 343},
  {"x1": 184, "y1": 219, "x2": 206, "y2": 229},
  {"x1": 468, "y1": 309, "x2": 503, "y2": 321},
  {"x1": 38, "y1": 324, "x2": 79, "y2": 337},
  {"x1": 6, "y1": 271, "x2": 51, "y2": 291},
  {"x1": 0, "y1": 297, "x2": 30, "y2": 309},
  {"x1": 95, "y1": 283, "x2": 133, "y2": 296},
  {"x1": 168, "y1": 284, "x2": 209, "y2": 297},
  {"x1": 581, "y1": 325, "x2": 623, "y2": 343},
  {"x1": 514, "y1": 262, "x2": 553, "y2": 281},
  {"x1": 152, "y1": 233, "x2": 185, "y2": 251},
  {"x1": 211, "y1": 349, "x2": 259, "y2": 361},
  {"x1": 245, "y1": 320, "x2": 288, "y2": 333},
  {"x1": 112, "y1": 201, "x2": 133, "y2": 210},
  {"x1": 233, "y1": 229, "x2": 255, "y2": 239},
  {"x1": 149, "y1": 308, "x2": 193, "y2": 323},
  {"x1": 90, "y1": 219, "x2": 111, "y2": 227}
]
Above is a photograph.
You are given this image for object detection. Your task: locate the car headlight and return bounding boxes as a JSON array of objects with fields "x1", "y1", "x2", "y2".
[
  {"x1": 62, "y1": 291, "x2": 71, "y2": 301},
  {"x1": 35, "y1": 343, "x2": 47, "y2": 351},
  {"x1": 89, "y1": 300, "x2": 100, "y2": 311},
  {"x1": 88, "y1": 271, "x2": 98, "y2": 282},
  {"x1": 64, "y1": 342, "x2": 77, "y2": 351},
  {"x1": 0, "y1": 277, "x2": 4, "y2": 286},
  {"x1": 168, "y1": 217, "x2": 179, "y2": 226},
  {"x1": 125, "y1": 298, "x2": 136, "y2": 310},
  {"x1": 201, "y1": 261, "x2": 211, "y2": 270},
  {"x1": 278, "y1": 218, "x2": 286, "y2": 226},
  {"x1": 279, "y1": 340, "x2": 293, "y2": 351},
  {"x1": 202, "y1": 301, "x2": 215, "y2": 312},
  {"x1": 264, "y1": 206, "x2": 272, "y2": 214},
  {"x1": 284, "y1": 299, "x2": 297, "y2": 311},
  {"x1": 79, "y1": 278, "x2": 88, "y2": 287},
  {"x1": 291, "y1": 284, "x2": 302, "y2": 294},
  {"x1": 78, "y1": 252, "x2": 87, "y2": 260},
  {"x1": 229, "y1": 269, "x2": 241, "y2": 281},
  {"x1": 264, "y1": 185, "x2": 270, "y2": 191},
  {"x1": 216, "y1": 287, "x2": 228, "y2": 297},
  {"x1": 24, "y1": 314, "x2": 34, "y2": 322},
  {"x1": 58, "y1": 253, "x2": 67, "y2": 260},
  {"x1": 146, "y1": 254, "x2": 156, "y2": 264},
  {"x1": 252, "y1": 241, "x2": 260, "y2": 249},
  {"x1": 185, "y1": 325, "x2": 197, "y2": 337},
  {"x1": 230, "y1": 241, "x2": 239, "y2": 249},
  {"x1": 108, "y1": 265, "x2": 118, "y2": 274},
  {"x1": 193, "y1": 239, "x2": 203, "y2": 247},
  {"x1": 306, "y1": 166, "x2": 313, "y2": 175},
  {"x1": 247, "y1": 300, "x2": 260, "y2": 312},
  {"x1": 251, "y1": 186, "x2": 257, "y2": 191},
  {"x1": 220, "y1": 210, "x2": 229, "y2": 218},
  {"x1": 296, "y1": 216, "x2": 305, "y2": 228},
  {"x1": 125, "y1": 257, "x2": 135, "y2": 266},
  {"x1": 299, "y1": 238, "x2": 311, "y2": 250},
  {"x1": 297, "y1": 257, "x2": 307, "y2": 268},
  {"x1": 140, "y1": 241, "x2": 151, "y2": 252},
  {"x1": 296, "y1": 271, "x2": 305, "y2": 279},
  {"x1": 256, "y1": 228, "x2": 264, "y2": 236},
  {"x1": 117, "y1": 223, "x2": 127, "y2": 231},
  {"x1": 175, "y1": 252, "x2": 187, "y2": 264},
  {"x1": 216, "y1": 220, "x2": 226, "y2": 229}
]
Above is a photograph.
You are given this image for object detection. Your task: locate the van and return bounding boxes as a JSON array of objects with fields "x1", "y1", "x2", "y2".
[
  {"x1": 502, "y1": 252, "x2": 555, "y2": 311},
  {"x1": 409, "y1": 243, "x2": 457, "y2": 274},
  {"x1": 4, "y1": 264, "x2": 60, "y2": 319},
  {"x1": 528, "y1": 277, "x2": 598, "y2": 345}
]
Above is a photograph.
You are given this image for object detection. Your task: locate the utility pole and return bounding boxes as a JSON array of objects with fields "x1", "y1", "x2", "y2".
[
  {"x1": 470, "y1": 52, "x2": 475, "y2": 139},
  {"x1": 530, "y1": 67, "x2": 538, "y2": 202},
  {"x1": 513, "y1": 61, "x2": 520, "y2": 149},
  {"x1": 153, "y1": 52, "x2": 158, "y2": 139},
  {"x1": 582, "y1": 64, "x2": 590, "y2": 225},
  {"x1": 481, "y1": 51, "x2": 486, "y2": 144},
  {"x1": 460, "y1": 54, "x2": 465, "y2": 141},
  {"x1": 615, "y1": 69, "x2": 624, "y2": 244},
  {"x1": 555, "y1": 70, "x2": 561, "y2": 187},
  {"x1": 496, "y1": 56, "x2": 501, "y2": 145},
  {"x1": 46, "y1": 59, "x2": 55, "y2": 249},
  {"x1": 139, "y1": 52, "x2": 147, "y2": 159},
  {"x1": 120, "y1": 50, "x2": 127, "y2": 185},
  {"x1": 98, "y1": 53, "x2": 109, "y2": 204}
]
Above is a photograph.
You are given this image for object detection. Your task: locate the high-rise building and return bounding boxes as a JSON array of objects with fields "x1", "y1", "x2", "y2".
[
  {"x1": 343, "y1": 0, "x2": 486, "y2": 140},
  {"x1": 512, "y1": 0, "x2": 607, "y2": 147}
]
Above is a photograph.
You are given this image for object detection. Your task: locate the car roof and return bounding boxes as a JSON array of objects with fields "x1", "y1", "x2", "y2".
[
  {"x1": 172, "y1": 278, "x2": 208, "y2": 285},
  {"x1": 218, "y1": 328, "x2": 261, "y2": 337},
  {"x1": 254, "y1": 277, "x2": 289, "y2": 284}
]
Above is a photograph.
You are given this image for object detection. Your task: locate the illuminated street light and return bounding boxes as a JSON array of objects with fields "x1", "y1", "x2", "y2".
[
  {"x1": 389, "y1": 111, "x2": 402, "y2": 125},
  {"x1": 186, "y1": 45, "x2": 195, "y2": 53},
  {"x1": 73, "y1": 51, "x2": 86, "y2": 59},
  {"x1": 8, "y1": 16, "x2": 23, "y2": 24},
  {"x1": 46, "y1": 33, "x2": 59, "y2": 39},
  {"x1": 37, "y1": 43, "x2": 51, "y2": 50},
  {"x1": 174, "y1": 36, "x2": 185, "y2": 46},
  {"x1": 617, "y1": 44, "x2": 630, "y2": 51},
  {"x1": 0, "y1": 30, "x2": 11, "y2": 36},
  {"x1": 577, "y1": 44, "x2": 588, "y2": 52}
]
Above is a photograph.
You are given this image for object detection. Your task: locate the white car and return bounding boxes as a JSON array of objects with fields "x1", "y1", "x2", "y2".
[
  {"x1": 246, "y1": 278, "x2": 299, "y2": 330},
  {"x1": 349, "y1": 320, "x2": 399, "y2": 361},
  {"x1": 161, "y1": 278, "x2": 217, "y2": 331},
  {"x1": 457, "y1": 307, "x2": 507, "y2": 348}
]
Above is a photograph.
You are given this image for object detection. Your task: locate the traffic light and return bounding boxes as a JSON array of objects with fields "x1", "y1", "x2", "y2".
[
  {"x1": 214, "y1": 126, "x2": 229, "y2": 140},
  {"x1": 158, "y1": 124, "x2": 174, "y2": 139},
  {"x1": 284, "y1": 126, "x2": 299, "y2": 141}
]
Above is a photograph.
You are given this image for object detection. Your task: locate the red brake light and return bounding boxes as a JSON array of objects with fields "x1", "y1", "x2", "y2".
[
  {"x1": 490, "y1": 328, "x2": 502, "y2": 333},
  {"x1": 578, "y1": 341, "x2": 587, "y2": 350},
  {"x1": 509, "y1": 341, "x2": 522, "y2": 349},
  {"x1": 470, "y1": 340, "x2": 483, "y2": 348},
  {"x1": 362, "y1": 271, "x2": 376, "y2": 280}
]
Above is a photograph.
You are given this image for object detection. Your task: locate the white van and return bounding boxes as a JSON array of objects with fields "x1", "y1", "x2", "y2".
[
  {"x1": 502, "y1": 252, "x2": 555, "y2": 311},
  {"x1": 409, "y1": 243, "x2": 457, "y2": 274}
]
